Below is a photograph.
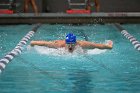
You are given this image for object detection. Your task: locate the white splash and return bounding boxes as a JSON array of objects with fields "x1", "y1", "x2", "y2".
[
  {"x1": 33, "y1": 46, "x2": 68, "y2": 56},
  {"x1": 87, "y1": 49, "x2": 107, "y2": 54},
  {"x1": 31, "y1": 45, "x2": 107, "y2": 56}
]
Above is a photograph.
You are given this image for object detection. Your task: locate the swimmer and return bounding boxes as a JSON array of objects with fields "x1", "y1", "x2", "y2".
[{"x1": 31, "y1": 33, "x2": 113, "y2": 53}]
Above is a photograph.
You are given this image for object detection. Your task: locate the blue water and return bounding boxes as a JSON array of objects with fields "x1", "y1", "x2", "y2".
[{"x1": 0, "y1": 24, "x2": 140, "y2": 93}]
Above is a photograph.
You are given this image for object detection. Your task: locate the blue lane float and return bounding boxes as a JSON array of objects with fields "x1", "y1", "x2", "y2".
[
  {"x1": 0, "y1": 24, "x2": 41, "y2": 73},
  {"x1": 114, "y1": 23, "x2": 140, "y2": 51}
]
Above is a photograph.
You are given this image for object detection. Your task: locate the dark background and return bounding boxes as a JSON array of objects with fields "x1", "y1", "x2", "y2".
[
  {"x1": 42, "y1": 0, "x2": 140, "y2": 12},
  {"x1": 1, "y1": 0, "x2": 140, "y2": 13}
]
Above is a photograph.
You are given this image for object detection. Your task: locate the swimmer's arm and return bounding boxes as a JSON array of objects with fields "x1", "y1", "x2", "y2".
[
  {"x1": 90, "y1": 43, "x2": 113, "y2": 49},
  {"x1": 77, "y1": 41, "x2": 113, "y2": 49},
  {"x1": 30, "y1": 41, "x2": 56, "y2": 48},
  {"x1": 30, "y1": 40, "x2": 65, "y2": 48},
  {"x1": 31, "y1": 41, "x2": 50, "y2": 46}
]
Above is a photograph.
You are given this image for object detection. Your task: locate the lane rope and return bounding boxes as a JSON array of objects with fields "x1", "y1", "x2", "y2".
[
  {"x1": 0, "y1": 23, "x2": 41, "y2": 73},
  {"x1": 114, "y1": 23, "x2": 140, "y2": 51}
]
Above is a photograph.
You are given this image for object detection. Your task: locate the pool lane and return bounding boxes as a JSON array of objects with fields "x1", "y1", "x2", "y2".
[{"x1": 114, "y1": 23, "x2": 140, "y2": 51}]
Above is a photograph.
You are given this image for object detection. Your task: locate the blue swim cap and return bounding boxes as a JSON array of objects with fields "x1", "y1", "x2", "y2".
[{"x1": 65, "y1": 33, "x2": 76, "y2": 44}]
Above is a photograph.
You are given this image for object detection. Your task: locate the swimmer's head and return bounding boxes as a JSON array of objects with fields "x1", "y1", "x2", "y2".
[
  {"x1": 65, "y1": 33, "x2": 76, "y2": 44},
  {"x1": 65, "y1": 33, "x2": 76, "y2": 52}
]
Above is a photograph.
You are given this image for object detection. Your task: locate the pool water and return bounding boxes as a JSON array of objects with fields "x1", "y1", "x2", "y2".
[{"x1": 0, "y1": 24, "x2": 140, "y2": 93}]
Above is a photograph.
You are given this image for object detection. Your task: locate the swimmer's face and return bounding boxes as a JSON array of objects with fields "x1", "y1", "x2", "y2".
[{"x1": 66, "y1": 43, "x2": 76, "y2": 52}]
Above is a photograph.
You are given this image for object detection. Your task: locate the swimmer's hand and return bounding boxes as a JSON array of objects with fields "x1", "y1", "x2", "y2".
[
  {"x1": 30, "y1": 41, "x2": 35, "y2": 46},
  {"x1": 106, "y1": 40, "x2": 113, "y2": 49}
]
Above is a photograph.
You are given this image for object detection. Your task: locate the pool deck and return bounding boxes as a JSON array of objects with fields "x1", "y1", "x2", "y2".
[{"x1": 0, "y1": 13, "x2": 140, "y2": 24}]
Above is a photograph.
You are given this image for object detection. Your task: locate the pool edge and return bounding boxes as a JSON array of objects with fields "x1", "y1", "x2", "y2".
[{"x1": 0, "y1": 13, "x2": 140, "y2": 24}]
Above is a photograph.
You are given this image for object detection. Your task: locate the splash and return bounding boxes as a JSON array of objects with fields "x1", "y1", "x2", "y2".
[
  {"x1": 34, "y1": 46, "x2": 68, "y2": 56},
  {"x1": 30, "y1": 46, "x2": 107, "y2": 56},
  {"x1": 87, "y1": 49, "x2": 107, "y2": 54}
]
